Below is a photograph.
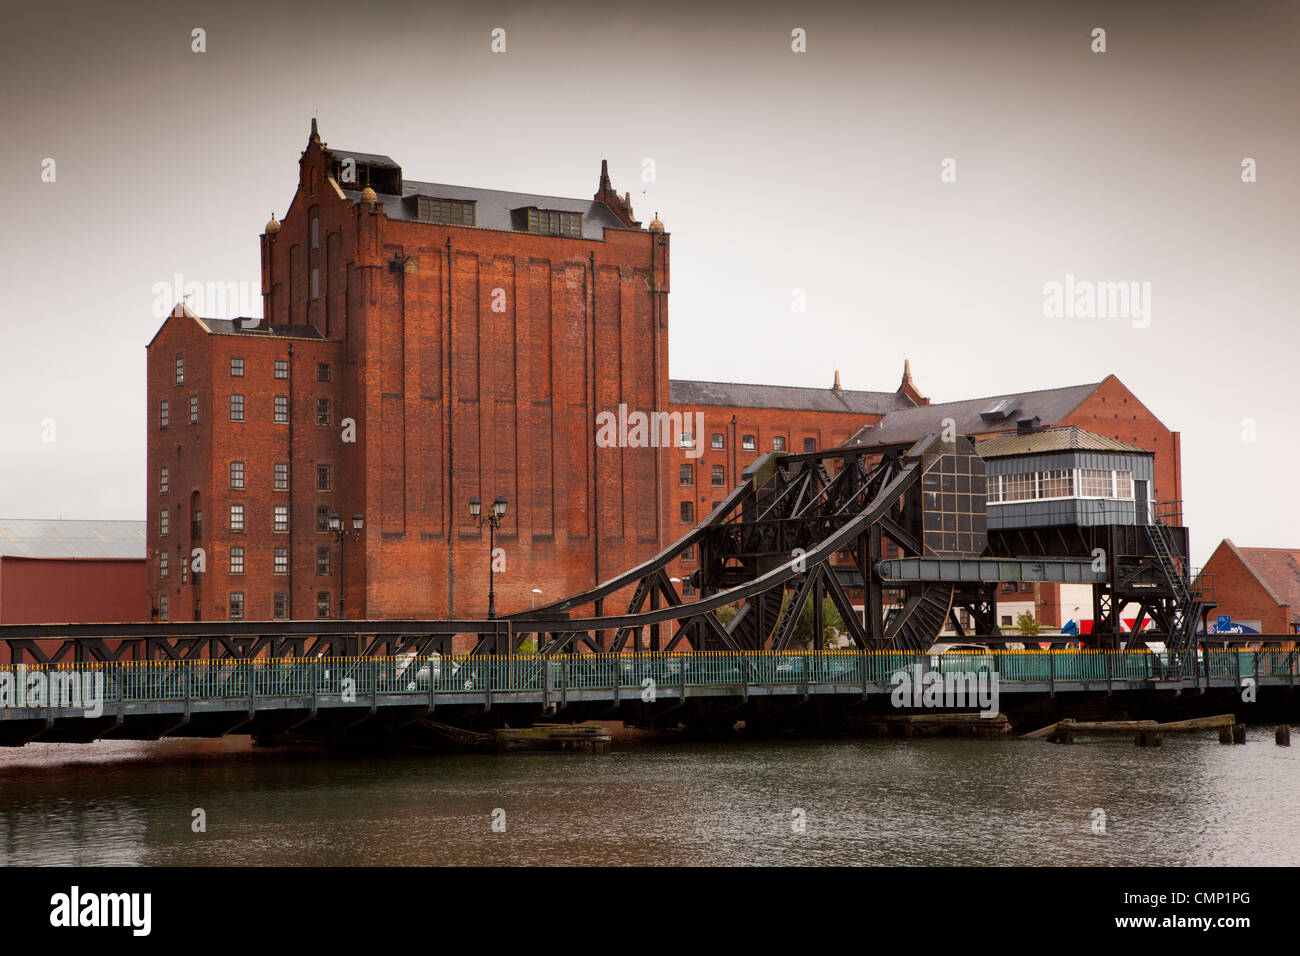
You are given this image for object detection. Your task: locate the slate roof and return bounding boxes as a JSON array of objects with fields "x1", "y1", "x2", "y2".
[
  {"x1": 975, "y1": 425, "x2": 1150, "y2": 459},
  {"x1": 0, "y1": 519, "x2": 147, "y2": 560},
  {"x1": 669, "y1": 380, "x2": 914, "y2": 415},
  {"x1": 339, "y1": 180, "x2": 630, "y2": 241},
  {"x1": 847, "y1": 382, "x2": 1102, "y2": 448},
  {"x1": 198, "y1": 317, "x2": 326, "y2": 339},
  {"x1": 1222, "y1": 541, "x2": 1300, "y2": 625},
  {"x1": 329, "y1": 148, "x2": 399, "y2": 168}
]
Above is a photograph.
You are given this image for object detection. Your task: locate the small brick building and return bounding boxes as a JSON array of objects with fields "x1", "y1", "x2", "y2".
[{"x1": 1199, "y1": 540, "x2": 1300, "y2": 636}]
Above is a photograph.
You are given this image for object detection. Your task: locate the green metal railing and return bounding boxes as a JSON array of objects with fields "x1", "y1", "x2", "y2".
[{"x1": 1, "y1": 649, "x2": 1295, "y2": 709}]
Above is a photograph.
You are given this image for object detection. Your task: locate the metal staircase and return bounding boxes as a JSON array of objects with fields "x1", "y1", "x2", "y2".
[{"x1": 1146, "y1": 501, "x2": 1206, "y2": 673}]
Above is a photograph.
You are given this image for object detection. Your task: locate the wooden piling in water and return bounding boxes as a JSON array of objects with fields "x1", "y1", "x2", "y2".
[
  {"x1": 1277, "y1": 725, "x2": 1291, "y2": 747},
  {"x1": 1232, "y1": 723, "x2": 1247, "y2": 745},
  {"x1": 1219, "y1": 726, "x2": 1234, "y2": 745},
  {"x1": 1135, "y1": 730, "x2": 1164, "y2": 747}
]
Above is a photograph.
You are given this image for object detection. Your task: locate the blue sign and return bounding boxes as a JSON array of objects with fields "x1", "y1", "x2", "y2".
[{"x1": 1217, "y1": 615, "x2": 1231, "y2": 631}]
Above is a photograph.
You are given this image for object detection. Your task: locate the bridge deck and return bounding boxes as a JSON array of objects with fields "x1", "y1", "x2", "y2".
[{"x1": 1, "y1": 650, "x2": 1295, "y2": 745}]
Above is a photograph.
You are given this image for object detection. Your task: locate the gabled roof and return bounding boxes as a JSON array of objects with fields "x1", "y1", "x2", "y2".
[
  {"x1": 1220, "y1": 540, "x2": 1300, "y2": 623},
  {"x1": 340, "y1": 180, "x2": 630, "y2": 241},
  {"x1": 669, "y1": 380, "x2": 914, "y2": 415},
  {"x1": 847, "y1": 381, "x2": 1102, "y2": 448},
  {"x1": 0, "y1": 519, "x2": 147, "y2": 560},
  {"x1": 975, "y1": 425, "x2": 1150, "y2": 459}
]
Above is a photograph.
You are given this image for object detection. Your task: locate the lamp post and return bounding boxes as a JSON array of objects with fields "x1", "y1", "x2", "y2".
[
  {"x1": 531, "y1": 588, "x2": 543, "y2": 609},
  {"x1": 328, "y1": 512, "x2": 364, "y2": 619},
  {"x1": 469, "y1": 496, "x2": 508, "y2": 618}
]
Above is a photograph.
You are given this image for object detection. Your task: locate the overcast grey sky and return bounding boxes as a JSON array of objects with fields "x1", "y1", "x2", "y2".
[{"x1": 0, "y1": 0, "x2": 1296, "y2": 566}]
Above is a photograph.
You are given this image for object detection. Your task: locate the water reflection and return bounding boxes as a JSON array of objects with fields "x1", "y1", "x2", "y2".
[{"x1": 0, "y1": 730, "x2": 1295, "y2": 866}]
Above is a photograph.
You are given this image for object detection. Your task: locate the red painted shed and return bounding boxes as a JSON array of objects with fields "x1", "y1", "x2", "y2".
[{"x1": 0, "y1": 519, "x2": 148, "y2": 625}]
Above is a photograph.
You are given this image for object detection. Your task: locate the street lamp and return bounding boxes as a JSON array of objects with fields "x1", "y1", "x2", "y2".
[
  {"x1": 469, "y1": 496, "x2": 509, "y2": 618},
  {"x1": 328, "y1": 512, "x2": 364, "y2": 618},
  {"x1": 531, "y1": 588, "x2": 543, "y2": 609}
]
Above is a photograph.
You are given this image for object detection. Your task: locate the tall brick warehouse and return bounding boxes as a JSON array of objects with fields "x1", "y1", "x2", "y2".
[
  {"x1": 146, "y1": 122, "x2": 1184, "y2": 624},
  {"x1": 148, "y1": 121, "x2": 668, "y2": 622}
]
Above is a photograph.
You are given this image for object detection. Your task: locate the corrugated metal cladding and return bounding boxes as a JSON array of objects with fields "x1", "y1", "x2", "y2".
[
  {"x1": 984, "y1": 450, "x2": 1153, "y2": 482},
  {"x1": 0, "y1": 519, "x2": 147, "y2": 559},
  {"x1": 984, "y1": 449, "x2": 1153, "y2": 530}
]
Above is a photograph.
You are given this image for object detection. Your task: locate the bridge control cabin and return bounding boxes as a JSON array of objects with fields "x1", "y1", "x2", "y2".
[{"x1": 978, "y1": 423, "x2": 1155, "y2": 530}]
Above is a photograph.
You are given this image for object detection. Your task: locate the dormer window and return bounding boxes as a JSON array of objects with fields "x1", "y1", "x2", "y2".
[
  {"x1": 417, "y1": 197, "x2": 475, "y2": 226},
  {"x1": 519, "y1": 207, "x2": 582, "y2": 237}
]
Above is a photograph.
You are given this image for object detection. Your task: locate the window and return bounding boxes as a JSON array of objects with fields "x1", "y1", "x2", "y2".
[
  {"x1": 230, "y1": 394, "x2": 244, "y2": 421},
  {"x1": 803, "y1": 438, "x2": 817, "y2": 453},
  {"x1": 310, "y1": 212, "x2": 319, "y2": 250},
  {"x1": 159, "y1": 551, "x2": 169, "y2": 578},
  {"x1": 1000, "y1": 614, "x2": 1013, "y2": 627},
  {"x1": 316, "y1": 505, "x2": 330, "y2": 532},
  {"x1": 525, "y1": 208, "x2": 581, "y2": 237},
  {"x1": 679, "y1": 464, "x2": 693, "y2": 486},
  {"x1": 274, "y1": 396, "x2": 289, "y2": 422},
  {"x1": 159, "y1": 593, "x2": 169, "y2": 621},
  {"x1": 273, "y1": 505, "x2": 289, "y2": 533},
  {"x1": 273, "y1": 592, "x2": 289, "y2": 619},
  {"x1": 317, "y1": 464, "x2": 331, "y2": 491},
  {"x1": 711, "y1": 433, "x2": 725, "y2": 450},
  {"x1": 229, "y1": 461, "x2": 244, "y2": 490},
  {"x1": 311, "y1": 267, "x2": 320, "y2": 300},
  {"x1": 316, "y1": 591, "x2": 331, "y2": 619},
  {"x1": 160, "y1": 401, "x2": 169, "y2": 428},
  {"x1": 317, "y1": 363, "x2": 331, "y2": 382},
  {"x1": 191, "y1": 507, "x2": 202, "y2": 540},
  {"x1": 316, "y1": 397, "x2": 331, "y2": 425},
  {"x1": 274, "y1": 462, "x2": 289, "y2": 490},
  {"x1": 1114, "y1": 470, "x2": 1134, "y2": 499},
  {"x1": 229, "y1": 592, "x2": 244, "y2": 621},
  {"x1": 160, "y1": 467, "x2": 169, "y2": 494},
  {"x1": 317, "y1": 547, "x2": 331, "y2": 575},
  {"x1": 772, "y1": 436, "x2": 787, "y2": 452},
  {"x1": 175, "y1": 355, "x2": 184, "y2": 385},
  {"x1": 182, "y1": 561, "x2": 187, "y2": 585},
  {"x1": 1080, "y1": 468, "x2": 1112, "y2": 498},
  {"x1": 680, "y1": 501, "x2": 693, "y2": 524},
  {"x1": 229, "y1": 504, "x2": 244, "y2": 532},
  {"x1": 274, "y1": 360, "x2": 288, "y2": 379},
  {"x1": 711, "y1": 465, "x2": 725, "y2": 487},
  {"x1": 682, "y1": 580, "x2": 696, "y2": 597},
  {"x1": 274, "y1": 547, "x2": 288, "y2": 575},
  {"x1": 230, "y1": 357, "x2": 244, "y2": 377},
  {"x1": 681, "y1": 545, "x2": 695, "y2": 563},
  {"x1": 189, "y1": 395, "x2": 199, "y2": 424},
  {"x1": 1040, "y1": 469, "x2": 1074, "y2": 499},
  {"x1": 679, "y1": 432, "x2": 694, "y2": 450},
  {"x1": 1002, "y1": 472, "x2": 1036, "y2": 502},
  {"x1": 986, "y1": 475, "x2": 1002, "y2": 503},
  {"x1": 417, "y1": 197, "x2": 475, "y2": 226},
  {"x1": 742, "y1": 434, "x2": 756, "y2": 451},
  {"x1": 229, "y1": 547, "x2": 244, "y2": 575},
  {"x1": 159, "y1": 509, "x2": 169, "y2": 537}
]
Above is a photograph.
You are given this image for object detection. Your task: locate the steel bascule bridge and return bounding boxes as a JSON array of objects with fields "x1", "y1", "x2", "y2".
[{"x1": 2, "y1": 436, "x2": 1293, "y2": 746}]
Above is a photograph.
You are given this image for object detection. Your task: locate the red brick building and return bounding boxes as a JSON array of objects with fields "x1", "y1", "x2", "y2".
[
  {"x1": 148, "y1": 122, "x2": 667, "y2": 622},
  {"x1": 146, "y1": 122, "x2": 1185, "y2": 627},
  {"x1": 1199, "y1": 540, "x2": 1300, "y2": 636}
]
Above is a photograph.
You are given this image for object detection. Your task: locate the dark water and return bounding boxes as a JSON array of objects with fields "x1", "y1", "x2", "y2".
[{"x1": 0, "y1": 729, "x2": 1296, "y2": 866}]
